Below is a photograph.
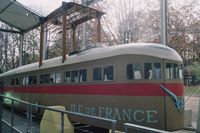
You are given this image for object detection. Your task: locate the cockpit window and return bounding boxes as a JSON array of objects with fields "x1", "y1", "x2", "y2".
[
  {"x1": 166, "y1": 63, "x2": 182, "y2": 80},
  {"x1": 179, "y1": 65, "x2": 183, "y2": 79},
  {"x1": 166, "y1": 63, "x2": 173, "y2": 79},
  {"x1": 174, "y1": 64, "x2": 179, "y2": 79}
]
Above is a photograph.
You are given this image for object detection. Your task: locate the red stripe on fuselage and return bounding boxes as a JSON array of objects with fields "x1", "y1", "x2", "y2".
[{"x1": 3, "y1": 83, "x2": 183, "y2": 96}]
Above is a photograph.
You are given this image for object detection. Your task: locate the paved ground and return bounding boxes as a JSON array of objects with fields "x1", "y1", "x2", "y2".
[{"x1": 184, "y1": 96, "x2": 200, "y2": 130}]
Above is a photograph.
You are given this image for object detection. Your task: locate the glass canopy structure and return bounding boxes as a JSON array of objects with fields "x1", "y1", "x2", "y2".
[{"x1": 0, "y1": 0, "x2": 105, "y2": 66}]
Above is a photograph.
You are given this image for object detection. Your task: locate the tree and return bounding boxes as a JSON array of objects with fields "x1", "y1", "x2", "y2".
[
  {"x1": 98, "y1": 0, "x2": 161, "y2": 44},
  {"x1": 168, "y1": 0, "x2": 200, "y2": 64}
]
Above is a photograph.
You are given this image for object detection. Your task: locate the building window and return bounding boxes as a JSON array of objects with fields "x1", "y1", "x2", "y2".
[
  {"x1": 71, "y1": 70, "x2": 78, "y2": 83},
  {"x1": 144, "y1": 63, "x2": 152, "y2": 79},
  {"x1": 103, "y1": 66, "x2": 113, "y2": 81},
  {"x1": 93, "y1": 67, "x2": 102, "y2": 81},
  {"x1": 79, "y1": 69, "x2": 87, "y2": 82},
  {"x1": 127, "y1": 64, "x2": 133, "y2": 79},
  {"x1": 154, "y1": 63, "x2": 161, "y2": 80},
  {"x1": 133, "y1": 63, "x2": 142, "y2": 80}
]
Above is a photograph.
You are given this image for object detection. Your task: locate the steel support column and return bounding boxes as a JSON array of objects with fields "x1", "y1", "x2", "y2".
[
  {"x1": 97, "y1": 17, "x2": 101, "y2": 42},
  {"x1": 19, "y1": 34, "x2": 24, "y2": 66},
  {"x1": 0, "y1": 82, "x2": 3, "y2": 133},
  {"x1": 43, "y1": 24, "x2": 48, "y2": 60},
  {"x1": 197, "y1": 99, "x2": 200, "y2": 133},
  {"x1": 62, "y1": 12, "x2": 67, "y2": 63},
  {"x1": 72, "y1": 27, "x2": 77, "y2": 52},
  {"x1": 39, "y1": 24, "x2": 44, "y2": 67},
  {"x1": 81, "y1": 0, "x2": 87, "y2": 48},
  {"x1": 161, "y1": 0, "x2": 167, "y2": 45}
]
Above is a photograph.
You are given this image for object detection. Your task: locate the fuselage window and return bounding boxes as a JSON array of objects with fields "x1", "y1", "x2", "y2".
[
  {"x1": 79, "y1": 69, "x2": 87, "y2": 82},
  {"x1": 179, "y1": 65, "x2": 183, "y2": 79},
  {"x1": 127, "y1": 64, "x2": 133, "y2": 79},
  {"x1": 71, "y1": 70, "x2": 78, "y2": 83},
  {"x1": 23, "y1": 77, "x2": 29, "y2": 85},
  {"x1": 144, "y1": 63, "x2": 152, "y2": 79},
  {"x1": 55, "y1": 73, "x2": 62, "y2": 83},
  {"x1": 28, "y1": 76, "x2": 37, "y2": 85},
  {"x1": 93, "y1": 67, "x2": 102, "y2": 81},
  {"x1": 11, "y1": 78, "x2": 15, "y2": 85},
  {"x1": 133, "y1": 63, "x2": 142, "y2": 79},
  {"x1": 16, "y1": 78, "x2": 20, "y2": 85},
  {"x1": 103, "y1": 66, "x2": 114, "y2": 81},
  {"x1": 65, "y1": 71, "x2": 71, "y2": 83},
  {"x1": 173, "y1": 64, "x2": 179, "y2": 79},
  {"x1": 154, "y1": 63, "x2": 161, "y2": 80},
  {"x1": 50, "y1": 73, "x2": 56, "y2": 83},
  {"x1": 40, "y1": 74, "x2": 50, "y2": 84},
  {"x1": 166, "y1": 63, "x2": 173, "y2": 79}
]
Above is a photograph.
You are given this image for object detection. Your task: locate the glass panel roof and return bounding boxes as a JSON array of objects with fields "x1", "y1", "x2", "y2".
[
  {"x1": 0, "y1": 0, "x2": 43, "y2": 32},
  {"x1": 0, "y1": 0, "x2": 105, "y2": 33}
]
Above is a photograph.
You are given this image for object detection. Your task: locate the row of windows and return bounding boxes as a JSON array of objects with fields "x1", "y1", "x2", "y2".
[
  {"x1": 166, "y1": 63, "x2": 183, "y2": 79},
  {"x1": 127, "y1": 63, "x2": 183, "y2": 80},
  {"x1": 10, "y1": 63, "x2": 183, "y2": 86},
  {"x1": 10, "y1": 65, "x2": 114, "y2": 86}
]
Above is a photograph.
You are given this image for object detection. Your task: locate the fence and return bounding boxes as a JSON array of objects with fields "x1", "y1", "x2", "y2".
[
  {"x1": 1, "y1": 93, "x2": 198, "y2": 133},
  {"x1": 124, "y1": 123, "x2": 170, "y2": 133},
  {"x1": 0, "y1": 94, "x2": 116, "y2": 133},
  {"x1": 184, "y1": 75, "x2": 200, "y2": 86}
]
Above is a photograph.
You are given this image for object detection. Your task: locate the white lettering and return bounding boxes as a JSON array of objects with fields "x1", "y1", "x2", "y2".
[
  {"x1": 77, "y1": 105, "x2": 83, "y2": 113},
  {"x1": 69, "y1": 104, "x2": 158, "y2": 124},
  {"x1": 99, "y1": 107, "x2": 104, "y2": 117},
  {"x1": 147, "y1": 110, "x2": 158, "y2": 123},
  {"x1": 91, "y1": 107, "x2": 96, "y2": 116},
  {"x1": 113, "y1": 108, "x2": 121, "y2": 120},
  {"x1": 122, "y1": 109, "x2": 132, "y2": 122},
  {"x1": 85, "y1": 107, "x2": 90, "y2": 115},
  {"x1": 105, "y1": 107, "x2": 112, "y2": 119},
  {"x1": 70, "y1": 104, "x2": 76, "y2": 112},
  {"x1": 133, "y1": 110, "x2": 145, "y2": 122}
]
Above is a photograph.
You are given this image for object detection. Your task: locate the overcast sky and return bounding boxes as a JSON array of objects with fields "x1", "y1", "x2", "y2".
[
  {"x1": 17, "y1": 0, "x2": 200, "y2": 17},
  {"x1": 17, "y1": 0, "x2": 71, "y2": 16}
]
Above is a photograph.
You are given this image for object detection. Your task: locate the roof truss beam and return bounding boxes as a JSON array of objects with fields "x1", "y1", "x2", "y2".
[{"x1": 0, "y1": 28, "x2": 21, "y2": 34}]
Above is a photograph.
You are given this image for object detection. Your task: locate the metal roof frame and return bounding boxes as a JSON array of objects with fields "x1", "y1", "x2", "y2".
[
  {"x1": 45, "y1": 2, "x2": 105, "y2": 29},
  {"x1": 0, "y1": 0, "x2": 105, "y2": 67},
  {"x1": 0, "y1": 1, "x2": 105, "y2": 34}
]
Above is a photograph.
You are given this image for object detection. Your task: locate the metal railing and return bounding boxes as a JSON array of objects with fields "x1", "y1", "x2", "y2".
[
  {"x1": 124, "y1": 123, "x2": 170, "y2": 133},
  {"x1": 0, "y1": 94, "x2": 116, "y2": 133},
  {"x1": 2, "y1": 119, "x2": 22, "y2": 133}
]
